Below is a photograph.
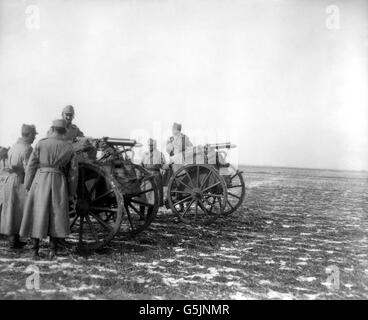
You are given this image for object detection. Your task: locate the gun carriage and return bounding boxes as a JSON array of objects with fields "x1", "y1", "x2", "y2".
[
  {"x1": 67, "y1": 138, "x2": 245, "y2": 251},
  {"x1": 166, "y1": 143, "x2": 245, "y2": 224},
  {"x1": 66, "y1": 137, "x2": 159, "y2": 251}
]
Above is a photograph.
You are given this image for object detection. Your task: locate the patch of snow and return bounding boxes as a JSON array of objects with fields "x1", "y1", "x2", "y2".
[
  {"x1": 304, "y1": 293, "x2": 320, "y2": 300},
  {"x1": 230, "y1": 292, "x2": 254, "y2": 300},
  {"x1": 267, "y1": 289, "x2": 294, "y2": 300},
  {"x1": 297, "y1": 276, "x2": 316, "y2": 282}
]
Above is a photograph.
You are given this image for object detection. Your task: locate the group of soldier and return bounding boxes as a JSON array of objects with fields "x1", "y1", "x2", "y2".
[{"x1": 0, "y1": 105, "x2": 192, "y2": 260}]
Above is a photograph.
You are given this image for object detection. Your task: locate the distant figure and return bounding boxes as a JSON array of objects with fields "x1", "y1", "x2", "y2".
[
  {"x1": 141, "y1": 138, "x2": 168, "y2": 205},
  {"x1": 47, "y1": 105, "x2": 84, "y2": 142},
  {"x1": 0, "y1": 146, "x2": 9, "y2": 170},
  {"x1": 20, "y1": 119, "x2": 78, "y2": 259},
  {"x1": 166, "y1": 122, "x2": 193, "y2": 157},
  {"x1": 0, "y1": 124, "x2": 37, "y2": 249}
]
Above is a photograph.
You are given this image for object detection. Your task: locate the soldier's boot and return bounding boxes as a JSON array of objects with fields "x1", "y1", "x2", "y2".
[
  {"x1": 9, "y1": 234, "x2": 27, "y2": 249},
  {"x1": 48, "y1": 237, "x2": 58, "y2": 260},
  {"x1": 32, "y1": 238, "x2": 40, "y2": 260}
]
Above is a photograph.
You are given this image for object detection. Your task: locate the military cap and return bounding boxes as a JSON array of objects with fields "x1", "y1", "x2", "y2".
[
  {"x1": 21, "y1": 124, "x2": 38, "y2": 136},
  {"x1": 52, "y1": 119, "x2": 67, "y2": 129},
  {"x1": 62, "y1": 105, "x2": 75, "y2": 114},
  {"x1": 172, "y1": 122, "x2": 182, "y2": 131}
]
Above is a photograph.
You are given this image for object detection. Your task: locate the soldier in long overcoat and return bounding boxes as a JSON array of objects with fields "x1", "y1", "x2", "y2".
[
  {"x1": 20, "y1": 119, "x2": 78, "y2": 259},
  {"x1": 0, "y1": 125, "x2": 37, "y2": 248}
]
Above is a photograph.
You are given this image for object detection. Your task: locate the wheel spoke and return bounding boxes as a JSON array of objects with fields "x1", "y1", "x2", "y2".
[
  {"x1": 227, "y1": 199, "x2": 235, "y2": 210},
  {"x1": 70, "y1": 215, "x2": 79, "y2": 229},
  {"x1": 228, "y1": 184, "x2": 243, "y2": 189},
  {"x1": 172, "y1": 195, "x2": 192, "y2": 207},
  {"x1": 182, "y1": 199, "x2": 195, "y2": 217},
  {"x1": 205, "y1": 193, "x2": 224, "y2": 198},
  {"x1": 125, "y1": 205, "x2": 135, "y2": 231},
  {"x1": 196, "y1": 166, "x2": 200, "y2": 188},
  {"x1": 200, "y1": 171, "x2": 212, "y2": 190},
  {"x1": 92, "y1": 189, "x2": 114, "y2": 203},
  {"x1": 185, "y1": 171, "x2": 195, "y2": 188},
  {"x1": 175, "y1": 177, "x2": 193, "y2": 191},
  {"x1": 89, "y1": 174, "x2": 102, "y2": 197},
  {"x1": 90, "y1": 206, "x2": 118, "y2": 213},
  {"x1": 89, "y1": 211, "x2": 113, "y2": 232},
  {"x1": 202, "y1": 181, "x2": 221, "y2": 192},
  {"x1": 127, "y1": 202, "x2": 142, "y2": 216},
  {"x1": 126, "y1": 188, "x2": 154, "y2": 197},
  {"x1": 230, "y1": 172, "x2": 239, "y2": 180},
  {"x1": 85, "y1": 214, "x2": 100, "y2": 243},
  {"x1": 170, "y1": 190, "x2": 191, "y2": 195},
  {"x1": 129, "y1": 199, "x2": 154, "y2": 207},
  {"x1": 79, "y1": 215, "x2": 84, "y2": 244},
  {"x1": 228, "y1": 192, "x2": 241, "y2": 199}
]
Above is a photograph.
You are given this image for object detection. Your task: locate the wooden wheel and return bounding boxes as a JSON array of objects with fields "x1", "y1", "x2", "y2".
[
  {"x1": 222, "y1": 166, "x2": 245, "y2": 215},
  {"x1": 167, "y1": 164, "x2": 227, "y2": 224},
  {"x1": 67, "y1": 161, "x2": 124, "y2": 251},
  {"x1": 121, "y1": 164, "x2": 159, "y2": 237}
]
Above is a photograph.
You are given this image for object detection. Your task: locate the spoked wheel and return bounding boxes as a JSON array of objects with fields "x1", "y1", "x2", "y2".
[
  {"x1": 121, "y1": 164, "x2": 159, "y2": 237},
  {"x1": 167, "y1": 164, "x2": 227, "y2": 224},
  {"x1": 221, "y1": 166, "x2": 246, "y2": 215},
  {"x1": 67, "y1": 161, "x2": 124, "y2": 252}
]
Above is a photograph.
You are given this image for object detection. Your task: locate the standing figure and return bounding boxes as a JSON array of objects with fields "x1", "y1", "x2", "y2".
[
  {"x1": 141, "y1": 138, "x2": 168, "y2": 206},
  {"x1": 0, "y1": 125, "x2": 37, "y2": 249},
  {"x1": 166, "y1": 122, "x2": 193, "y2": 159},
  {"x1": 20, "y1": 119, "x2": 78, "y2": 259},
  {"x1": 47, "y1": 105, "x2": 84, "y2": 142}
]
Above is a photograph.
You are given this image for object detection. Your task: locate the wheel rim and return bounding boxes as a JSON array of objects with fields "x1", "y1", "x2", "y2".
[
  {"x1": 167, "y1": 164, "x2": 227, "y2": 223},
  {"x1": 222, "y1": 166, "x2": 246, "y2": 215},
  {"x1": 121, "y1": 165, "x2": 159, "y2": 237},
  {"x1": 67, "y1": 162, "x2": 124, "y2": 251}
]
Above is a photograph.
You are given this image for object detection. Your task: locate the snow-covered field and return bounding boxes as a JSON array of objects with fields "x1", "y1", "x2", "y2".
[{"x1": 1, "y1": 166, "x2": 367, "y2": 299}]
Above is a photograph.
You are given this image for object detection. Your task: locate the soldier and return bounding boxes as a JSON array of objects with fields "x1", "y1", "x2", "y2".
[
  {"x1": 20, "y1": 119, "x2": 78, "y2": 259},
  {"x1": 0, "y1": 125, "x2": 37, "y2": 249},
  {"x1": 47, "y1": 105, "x2": 84, "y2": 142},
  {"x1": 141, "y1": 138, "x2": 168, "y2": 205},
  {"x1": 166, "y1": 122, "x2": 193, "y2": 158}
]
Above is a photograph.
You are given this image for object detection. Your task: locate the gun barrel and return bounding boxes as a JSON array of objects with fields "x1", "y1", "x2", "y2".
[
  {"x1": 207, "y1": 142, "x2": 236, "y2": 149},
  {"x1": 103, "y1": 137, "x2": 138, "y2": 147}
]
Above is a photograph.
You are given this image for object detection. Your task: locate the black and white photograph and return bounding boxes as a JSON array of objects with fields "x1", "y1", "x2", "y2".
[{"x1": 0, "y1": 0, "x2": 367, "y2": 302}]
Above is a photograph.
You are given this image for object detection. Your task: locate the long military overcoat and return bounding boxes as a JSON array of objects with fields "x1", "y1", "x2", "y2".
[
  {"x1": 0, "y1": 138, "x2": 32, "y2": 235},
  {"x1": 20, "y1": 136, "x2": 78, "y2": 239}
]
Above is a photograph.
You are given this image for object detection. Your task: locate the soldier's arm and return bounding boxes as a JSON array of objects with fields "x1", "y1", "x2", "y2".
[
  {"x1": 24, "y1": 144, "x2": 40, "y2": 190},
  {"x1": 185, "y1": 135, "x2": 193, "y2": 148},
  {"x1": 67, "y1": 150, "x2": 78, "y2": 197},
  {"x1": 77, "y1": 127, "x2": 84, "y2": 138},
  {"x1": 22, "y1": 146, "x2": 33, "y2": 170},
  {"x1": 166, "y1": 139, "x2": 174, "y2": 155}
]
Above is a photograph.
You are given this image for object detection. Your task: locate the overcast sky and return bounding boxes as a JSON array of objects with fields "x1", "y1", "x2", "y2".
[{"x1": 0, "y1": 0, "x2": 367, "y2": 170}]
